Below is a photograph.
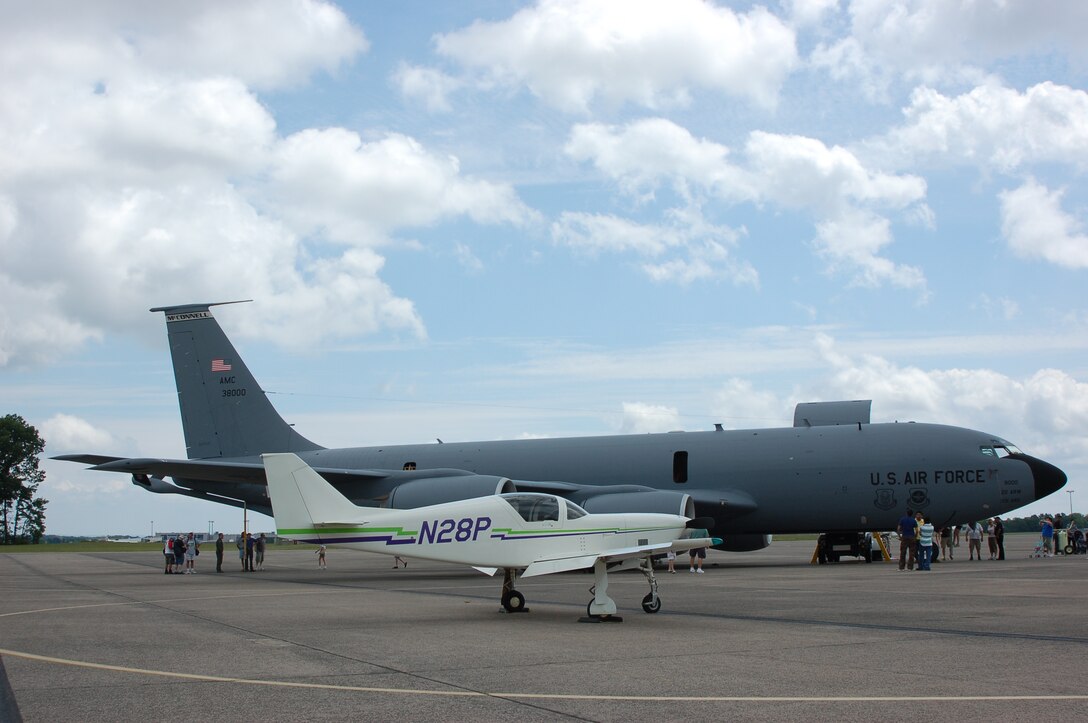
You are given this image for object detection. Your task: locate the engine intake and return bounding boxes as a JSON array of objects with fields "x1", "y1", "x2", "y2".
[
  {"x1": 387, "y1": 474, "x2": 516, "y2": 509},
  {"x1": 574, "y1": 490, "x2": 694, "y2": 519}
]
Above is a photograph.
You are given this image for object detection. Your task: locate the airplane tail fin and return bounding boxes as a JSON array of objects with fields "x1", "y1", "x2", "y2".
[
  {"x1": 150, "y1": 301, "x2": 322, "y2": 459},
  {"x1": 262, "y1": 453, "x2": 364, "y2": 533}
]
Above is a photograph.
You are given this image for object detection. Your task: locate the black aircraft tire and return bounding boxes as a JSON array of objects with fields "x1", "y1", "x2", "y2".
[
  {"x1": 502, "y1": 590, "x2": 525, "y2": 612},
  {"x1": 1065, "y1": 544, "x2": 1075, "y2": 555},
  {"x1": 641, "y1": 592, "x2": 661, "y2": 614}
]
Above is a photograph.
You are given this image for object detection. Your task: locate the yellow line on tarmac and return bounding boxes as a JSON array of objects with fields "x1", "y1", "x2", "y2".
[{"x1": 3, "y1": 648, "x2": 1088, "y2": 703}]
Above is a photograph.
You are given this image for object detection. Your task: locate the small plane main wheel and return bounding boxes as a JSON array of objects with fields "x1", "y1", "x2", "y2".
[
  {"x1": 501, "y1": 589, "x2": 525, "y2": 612},
  {"x1": 641, "y1": 592, "x2": 661, "y2": 614},
  {"x1": 1065, "y1": 544, "x2": 1075, "y2": 555}
]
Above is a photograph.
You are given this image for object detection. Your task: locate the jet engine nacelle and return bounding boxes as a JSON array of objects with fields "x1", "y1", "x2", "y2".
[
  {"x1": 132, "y1": 474, "x2": 180, "y2": 494},
  {"x1": 575, "y1": 490, "x2": 695, "y2": 519},
  {"x1": 716, "y1": 533, "x2": 772, "y2": 552},
  {"x1": 387, "y1": 474, "x2": 516, "y2": 509}
]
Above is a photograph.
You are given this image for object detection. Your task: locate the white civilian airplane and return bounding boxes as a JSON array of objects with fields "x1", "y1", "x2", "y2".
[{"x1": 263, "y1": 452, "x2": 719, "y2": 621}]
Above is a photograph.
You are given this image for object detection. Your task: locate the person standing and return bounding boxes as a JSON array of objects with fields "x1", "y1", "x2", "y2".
[
  {"x1": 184, "y1": 532, "x2": 199, "y2": 574},
  {"x1": 688, "y1": 527, "x2": 709, "y2": 574},
  {"x1": 173, "y1": 533, "x2": 186, "y2": 574},
  {"x1": 994, "y1": 516, "x2": 1005, "y2": 560},
  {"x1": 986, "y1": 519, "x2": 999, "y2": 560},
  {"x1": 316, "y1": 544, "x2": 327, "y2": 569},
  {"x1": 967, "y1": 521, "x2": 983, "y2": 560},
  {"x1": 917, "y1": 517, "x2": 934, "y2": 571},
  {"x1": 237, "y1": 532, "x2": 246, "y2": 571},
  {"x1": 1041, "y1": 518, "x2": 1054, "y2": 557},
  {"x1": 215, "y1": 532, "x2": 224, "y2": 573},
  {"x1": 897, "y1": 510, "x2": 918, "y2": 571},
  {"x1": 163, "y1": 536, "x2": 174, "y2": 575},
  {"x1": 940, "y1": 526, "x2": 953, "y2": 561},
  {"x1": 256, "y1": 533, "x2": 266, "y2": 571},
  {"x1": 245, "y1": 532, "x2": 256, "y2": 571}
]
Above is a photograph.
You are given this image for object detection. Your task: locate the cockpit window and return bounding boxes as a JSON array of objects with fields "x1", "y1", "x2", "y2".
[
  {"x1": 982, "y1": 444, "x2": 1022, "y2": 458},
  {"x1": 501, "y1": 494, "x2": 560, "y2": 522},
  {"x1": 565, "y1": 500, "x2": 588, "y2": 520}
]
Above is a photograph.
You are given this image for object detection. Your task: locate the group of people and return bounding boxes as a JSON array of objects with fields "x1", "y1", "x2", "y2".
[
  {"x1": 235, "y1": 531, "x2": 268, "y2": 572},
  {"x1": 664, "y1": 527, "x2": 710, "y2": 574},
  {"x1": 897, "y1": 511, "x2": 1006, "y2": 571},
  {"x1": 1037, "y1": 514, "x2": 1083, "y2": 556},
  {"x1": 162, "y1": 532, "x2": 200, "y2": 574},
  {"x1": 162, "y1": 532, "x2": 273, "y2": 574}
]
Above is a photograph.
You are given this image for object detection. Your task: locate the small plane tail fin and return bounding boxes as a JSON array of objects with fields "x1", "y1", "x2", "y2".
[
  {"x1": 150, "y1": 302, "x2": 322, "y2": 459},
  {"x1": 262, "y1": 453, "x2": 363, "y2": 532}
]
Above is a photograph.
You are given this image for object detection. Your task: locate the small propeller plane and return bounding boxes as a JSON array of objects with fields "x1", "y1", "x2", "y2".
[{"x1": 263, "y1": 452, "x2": 719, "y2": 621}]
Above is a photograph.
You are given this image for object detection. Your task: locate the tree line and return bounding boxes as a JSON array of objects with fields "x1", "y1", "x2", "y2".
[
  {"x1": 1, "y1": 414, "x2": 48, "y2": 544},
  {"x1": 998, "y1": 511, "x2": 1084, "y2": 534}
]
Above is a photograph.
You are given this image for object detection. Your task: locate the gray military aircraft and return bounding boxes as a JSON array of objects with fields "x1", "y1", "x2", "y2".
[{"x1": 57, "y1": 301, "x2": 1067, "y2": 552}]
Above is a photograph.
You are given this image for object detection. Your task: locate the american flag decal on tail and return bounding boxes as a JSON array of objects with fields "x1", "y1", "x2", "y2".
[{"x1": 211, "y1": 359, "x2": 232, "y2": 372}]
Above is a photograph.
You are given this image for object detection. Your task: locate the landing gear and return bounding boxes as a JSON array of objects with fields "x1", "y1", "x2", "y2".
[
  {"x1": 639, "y1": 557, "x2": 661, "y2": 613},
  {"x1": 580, "y1": 559, "x2": 622, "y2": 622},
  {"x1": 501, "y1": 589, "x2": 525, "y2": 612},
  {"x1": 500, "y1": 568, "x2": 529, "y2": 613}
]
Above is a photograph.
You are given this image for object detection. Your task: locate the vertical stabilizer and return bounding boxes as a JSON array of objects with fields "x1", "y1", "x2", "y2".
[
  {"x1": 150, "y1": 302, "x2": 322, "y2": 459},
  {"x1": 262, "y1": 453, "x2": 367, "y2": 532}
]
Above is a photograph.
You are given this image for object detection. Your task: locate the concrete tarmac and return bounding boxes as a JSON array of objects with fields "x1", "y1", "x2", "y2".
[{"x1": 2, "y1": 535, "x2": 1086, "y2": 721}]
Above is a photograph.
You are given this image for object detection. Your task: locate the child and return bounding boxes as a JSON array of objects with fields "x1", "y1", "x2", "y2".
[{"x1": 316, "y1": 544, "x2": 327, "y2": 569}]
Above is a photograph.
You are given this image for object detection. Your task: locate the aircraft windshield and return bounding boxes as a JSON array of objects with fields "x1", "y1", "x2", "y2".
[
  {"x1": 980, "y1": 443, "x2": 1023, "y2": 458},
  {"x1": 501, "y1": 494, "x2": 560, "y2": 522},
  {"x1": 565, "y1": 500, "x2": 587, "y2": 520}
]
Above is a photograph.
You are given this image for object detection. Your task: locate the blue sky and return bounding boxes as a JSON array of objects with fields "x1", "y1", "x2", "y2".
[{"x1": 1, "y1": 0, "x2": 1086, "y2": 535}]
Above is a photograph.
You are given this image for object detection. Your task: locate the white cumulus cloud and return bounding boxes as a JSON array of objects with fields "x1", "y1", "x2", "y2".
[
  {"x1": 433, "y1": 0, "x2": 798, "y2": 112},
  {"x1": 811, "y1": 0, "x2": 1088, "y2": 94},
  {"x1": 999, "y1": 179, "x2": 1088, "y2": 270},
  {"x1": 0, "y1": 2, "x2": 538, "y2": 367},
  {"x1": 565, "y1": 118, "x2": 927, "y2": 290}
]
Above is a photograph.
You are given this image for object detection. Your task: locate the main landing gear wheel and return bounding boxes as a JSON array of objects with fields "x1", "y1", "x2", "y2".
[
  {"x1": 501, "y1": 590, "x2": 525, "y2": 613},
  {"x1": 583, "y1": 601, "x2": 622, "y2": 622},
  {"x1": 641, "y1": 592, "x2": 661, "y2": 614}
]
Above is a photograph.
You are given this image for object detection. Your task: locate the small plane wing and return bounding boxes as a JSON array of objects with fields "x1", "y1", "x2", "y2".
[{"x1": 521, "y1": 536, "x2": 721, "y2": 578}]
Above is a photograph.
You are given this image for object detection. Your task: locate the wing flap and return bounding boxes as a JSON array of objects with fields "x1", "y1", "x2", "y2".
[{"x1": 522, "y1": 554, "x2": 600, "y2": 578}]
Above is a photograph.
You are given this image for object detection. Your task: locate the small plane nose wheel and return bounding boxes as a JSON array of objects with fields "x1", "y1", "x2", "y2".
[
  {"x1": 641, "y1": 592, "x2": 661, "y2": 614},
  {"x1": 501, "y1": 589, "x2": 526, "y2": 612}
]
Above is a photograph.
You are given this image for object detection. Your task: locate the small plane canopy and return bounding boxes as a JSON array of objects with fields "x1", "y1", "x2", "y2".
[{"x1": 500, "y1": 493, "x2": 587, "y2": 523}]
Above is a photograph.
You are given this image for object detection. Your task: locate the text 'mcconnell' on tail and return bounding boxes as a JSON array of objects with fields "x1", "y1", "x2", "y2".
[
  {"x1": 150, "y1": 301, "x2": 323, "y2": 460},
  {"x1": 262, "y1": 453, "x2": 362, "y2": 538}
]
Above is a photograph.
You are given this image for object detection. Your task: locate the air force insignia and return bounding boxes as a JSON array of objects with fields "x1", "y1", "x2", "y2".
[
  {"x1": 908, "y1": 488, "x2": 930, "y2": 509},
  {"x1": 874, "y1": 488, "x2": 897, "y2": 511}
]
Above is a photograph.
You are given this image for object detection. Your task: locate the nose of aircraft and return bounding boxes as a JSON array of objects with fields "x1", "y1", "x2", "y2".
[{"x1": 1012, "y1": 454, "x2": 1068, "y2": 499}]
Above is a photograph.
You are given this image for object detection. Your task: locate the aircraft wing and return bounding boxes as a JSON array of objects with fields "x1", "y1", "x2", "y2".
[
  {"x1": 521, "y1": 536, "x2": 720, "y2": 578},
  {"x1": 53, "y1": 454, "x2": 127, "y2": 466},
  {"x1": 53, "y1": 455, "x2": 396, "y2": 485}
]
